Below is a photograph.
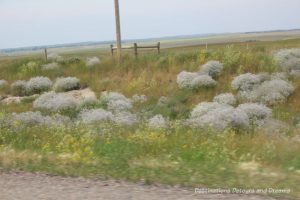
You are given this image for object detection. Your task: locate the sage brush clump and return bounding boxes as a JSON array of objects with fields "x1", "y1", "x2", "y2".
[
  {"x1": 86, "y1": 57, "x2": 100, "y2": 67},
  {"x1": 188, "y1": 102, "x2": 250, "y2": 131},
  {"x1": 10, "y1": 80, "x2": 28, "y2": 96},
  {"x1": 0, "y1": 80, "x2": 8, "y2": 89},
  {"x1": 101, "y1": 92, "x2": 133, "y2": 111},
  {"x1": 148, "y1": 115, "x2": 169, "y2": 130},
  {"x1": 237, "y1": 103, "x2": 272, "y2": 126},
  {"x1": 274, "y1": 48, "x2": 300, "y2": 74},
  {"x1": 199, "y1": 60, "x2": 224, "y2": 78},
  {"x1": 213, "y1": 93, "x2": 236, "y2": 106},
  {"x1": 26, "y1": 76, "x2": 53, "y2": 95},
  {"x1": 11, "y1": 111, "x2": 71, "y2": 127},
  {"x1": 177, "y1": 71, "x2": 216, "y2": 89},
  {"x1": 113, "y1": 111, "x2": 138, "y2": 126},
  {"x1": 232, "y1": 73, "x2": 294, "y2": 105},
  {"x1": 33, "y1": 92, "x2": 78, "y2": 113},
  {"x1": 78, "y1": 109, "x2": 114, "y2": 124},
  {"x1": 53, "y1": 77, "x2": 81, "y2": 92}
]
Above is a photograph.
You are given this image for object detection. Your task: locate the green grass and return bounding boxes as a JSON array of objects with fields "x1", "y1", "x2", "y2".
[{"x1": 0, "y1": 125, "x2": 299, "y2": 198}]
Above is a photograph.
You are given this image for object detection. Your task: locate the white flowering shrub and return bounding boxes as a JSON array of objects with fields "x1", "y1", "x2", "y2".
[
  {"x1": 101, "y1": 92, "x2": 132, "y2": 111},
  {"x1": 12, "y1": 111, "x2": 71, "y2": 127},
  {"x1": 191, "y1": 75, "x2": 217, "y2": 88},
  {"x1": 213, "y1": 93, "x2": 236, "y2": 106},
  {"x1": 0, "y1": 80, "x2": 8, "y2": 89},
  {"x1": 78, "y1": 109, "x2": 113, "y2": 124},
  {"x1": 231, "y1": 73, "x2": 262, "y2": 91},
  {"x1": 274, "y1": 48, "x2": 300, "y2": 72},
  {"x1": 26, "y1": 76, "x2": 53, "y2": 95},
  {"x1": 44, "y1": 114, "x2": 72, "y2": 127},
  {"x1": 176, "y1": 71, "x2": 198, "y2": 89},
  {"x1": 256, "y1": 79, "x2": 294, "y2": 105},
  {"x1": 53, "y1": 77, "x2": 81, "y2": 92},
  {"x1": 199, "y1": 61, "x2": 224, "y2": 78},
  {"x1": 13, "y1": 111, "x2": 45, "y2": 127},
  {"x1": 132, "y1": 94, "x2": 147, "y2": 104},
  {"x1": 290, "y1": 70, "x2": 300, "y2": 78},
  {"x1": 33, "y1": 92, "x2": 78, "y2": 113},
  {"x1": 270, "y1": 72, "x2": 288, "y2": 80},
  {"x1": 148, "y1": 115, "x2": 169, "y2": 129},
  {"x1": 113, "y1": 111, "x2": 138, "y2": 126},
  {"x1": 86, "y1": 57, "x2": 100, "y2": 67},
  {"x1": 10, "y1": 80, "x2": 28, "y2": 96},
  {"x1": 237, "y1": 103, "x2": 272, "y2": 126},
  {"x1": 41, "y1": 62, "x2": 59, "y2": 71},
  {"x1": 188, "y1": 102, "x2": 249, "y2": 131},
  {"x1": 177, "y1": 71, "x2": 216, "y2": 89}
]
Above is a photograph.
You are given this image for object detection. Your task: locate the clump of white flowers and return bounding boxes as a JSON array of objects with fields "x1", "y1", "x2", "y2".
[
  {"x1": 33, "y1": 92, "x2": 78, "y2": 113},
  {"x1": 13, "y1": 111, "x2": 45, "y2": 127},
  {"x1": 274, "y1": 48, "x2": 300, "y2": 73},
  {"x1": 113, "y1": 111, "x2": 138, "y2": 126},
  {"x1": 256, "y1": 79, "x2": 294, "y2": 105},
  {"x1": 78, "y1": 109, "x2": 114, "y2": 124},
  {"x1": 213, "y1": 93, "x2": 237, "y2": 106},
  {"x1": 231, "y1": 73, "x2": 262, "y2": 91},
  {"x1": 12, "y1": 111, "x2": 71, "y2": 127},
  {"x1": 232, "y1": 73, "x2": 294, "y2": 105},
  {"x1": 237, "y1": 103, "x2": 272, "y2": 126},
  {"x1": 0, "y1": 80, "x2": 8, "y2": 89},
  {"x1": 10, "y1": 80, "x2": 28, "y2": 96},
  {"x1": 101, "y1": 92, "x2": 132, "y2": 111},
  {"x1": 26, "y1": 76, "x2": 53, "y2": 95},
  {"x1": 187, "y1": 102, "x2": 250, "y2": 131},
  {"x1": 41, "y1": 62, "x2": 59, "y2": 71},
  {"x1": 53, "y1": 77, "x2": 81, "y2": 92},
  {"x1": 148, "y1": 115, "x2": 169, "y2": 129},
  {"x1": 86, "y1": 57, "x2": 100, "y2": 67},
  {"x1": 132, "y1": 94, "x2": 147, "y2": 104},
  {"x1": 199, "y1": 61, "x2": 224, "y2": 78},
  {"x1": 177, "y1": 71, "x2": 216, "y2": 89}
]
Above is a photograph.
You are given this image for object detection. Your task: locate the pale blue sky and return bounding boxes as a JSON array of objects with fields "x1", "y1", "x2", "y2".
[{"x1": 0, "y1": 0, "x2": 299, "y2": 49}]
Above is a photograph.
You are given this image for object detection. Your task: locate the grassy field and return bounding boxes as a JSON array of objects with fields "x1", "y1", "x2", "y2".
[{"x1": 1, "y1": 38, "x2": 300, "y2": 199}]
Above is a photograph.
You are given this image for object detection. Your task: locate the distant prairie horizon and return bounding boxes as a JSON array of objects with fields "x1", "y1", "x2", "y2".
[{"x1": 1, "y1": 0, "x2": 300, "y2": 49}]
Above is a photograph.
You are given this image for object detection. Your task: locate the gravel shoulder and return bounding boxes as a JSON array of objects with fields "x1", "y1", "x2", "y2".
[{"x1": 0, "y1": 171, "x2": 276, "y2": 200}]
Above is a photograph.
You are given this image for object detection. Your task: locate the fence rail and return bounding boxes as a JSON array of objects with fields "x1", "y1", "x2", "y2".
[{"x1": 110, "y1": 42, "x2": 160, "y2": 57}]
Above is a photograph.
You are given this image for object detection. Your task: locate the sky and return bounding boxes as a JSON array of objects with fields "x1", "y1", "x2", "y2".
[{"x1": 0, "y1": 0, "x2": 300, "y2": 49}]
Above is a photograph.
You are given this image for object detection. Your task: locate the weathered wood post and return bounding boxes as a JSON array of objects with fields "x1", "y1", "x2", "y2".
[
  {"x1": 110, "y1": 44, "x2": 114, "y2": 56},
  {"x1": 134, "y1": 43, "x2": 138, "y2": 58},
  {"x1": 44, "y1": 48, "x2": 48, "y2": 61},
  {"x1": 114, "y1": 0, "x2": 122, "y2": 62},
  {"x1": 157, "y1": 42, "x2": 161, "y2": 54}
]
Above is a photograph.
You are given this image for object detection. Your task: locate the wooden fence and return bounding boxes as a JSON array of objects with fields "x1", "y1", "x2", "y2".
[{"x1": 110, "y1": 42, "x2": 160, "y2": 57}]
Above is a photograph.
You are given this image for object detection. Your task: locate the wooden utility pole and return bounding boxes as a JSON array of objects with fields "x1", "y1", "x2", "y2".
[
  {"x1": 44, "y1": 48, "x2": 48, "y2": 61},
  {"x1": 114, "y1": 0, "x2": 122, "y2": 61}
]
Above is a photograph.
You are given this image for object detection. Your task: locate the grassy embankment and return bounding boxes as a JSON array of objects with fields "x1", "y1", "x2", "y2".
[{"x1": 1, "y1": 39, "x2": 300, "y2": 198}]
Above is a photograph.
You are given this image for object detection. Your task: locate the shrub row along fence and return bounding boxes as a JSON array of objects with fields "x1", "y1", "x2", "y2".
[{"x1": 110, "y1": 42, "x2": 161, "y2": 57}]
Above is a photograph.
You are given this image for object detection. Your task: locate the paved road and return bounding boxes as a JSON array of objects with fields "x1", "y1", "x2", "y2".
[{"x1": 0, "y1": 171, "x2": 276, "y2": 200}]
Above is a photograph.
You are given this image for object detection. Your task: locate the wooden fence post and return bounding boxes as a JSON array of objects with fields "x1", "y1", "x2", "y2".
[
  {"x1": 134, "y1": 43, "x2": 138, "y2": 58},
  {"x1": 157, "y1": 42, "x2": 161, "y2": 54},
  {"x1": 44, "y1": 48, "x2": 48, "y2": 61},
  {"x1": 110, "y1": 45, "x2": 114, "y2": 56}
]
